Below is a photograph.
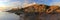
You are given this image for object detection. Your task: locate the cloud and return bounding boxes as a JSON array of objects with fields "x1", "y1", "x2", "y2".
[
  {"x1": 0, "y1": 0, "x2": 21, "y2": 11},
  {"x1": 9, "y1": 1, "x2": 21, "y2": 7},
  {"x1": 50, "y1": 0, "x2": 60, "y2": 6},
  {"x1": 22, "y1": 2, "x2": 36, "y2": 7},
  {"x1": 50, "y1": 2, "x2": 60, "y2": 6},
  {"x1": 21, "y1": 0, "x2": 37, "y2": 8},
  {"x1": 0, "y1": 0, "x2": 10, "y2": 2},
  {"x1": 4, "y1": 1, "x2": 21, "y2": 11},
  {"x1": 0, "y1": 0, "x2": 37, "y2": 11}
]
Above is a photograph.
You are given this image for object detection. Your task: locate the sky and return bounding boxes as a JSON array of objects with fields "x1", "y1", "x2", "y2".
[
  {"x1": 0, "y1": 0, "x2": 60, "y2": 11},
  {"x1": 0, "y1": 0, "x2": 59, "y2": 6},
  {"x1": 0, "y1": 0, "x2": 54, "y2": 7},
  {"x1": 0, "y1": 0, "x2": 60, "y2": 7}
]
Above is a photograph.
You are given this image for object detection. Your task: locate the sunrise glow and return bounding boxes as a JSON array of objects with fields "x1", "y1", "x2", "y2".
[{"x1": 0, "y1": 0, "x2": 9, "y2": 11}]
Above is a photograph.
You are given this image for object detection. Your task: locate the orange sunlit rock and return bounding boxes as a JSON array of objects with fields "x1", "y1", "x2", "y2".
[
  {"x1": 38, "y1": 4, "x2": 46, "y2": 12},
  {"x1": 56, "y1": 9, "x2": 60, "y2": 13},
  {"x1": 46, "y1": 6, "x2": 59, "y2": 14},
  {"x1": 23, "y1": 4, "x2": 47, "y2": 14},
  {"x1": 7, "y1": 4, "x2": 60, "y2": 14}
]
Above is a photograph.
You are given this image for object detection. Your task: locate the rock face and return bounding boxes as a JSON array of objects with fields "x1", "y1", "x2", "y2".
[{"x1": 6, "y1": 4, "x2": 60, "y2": 20}]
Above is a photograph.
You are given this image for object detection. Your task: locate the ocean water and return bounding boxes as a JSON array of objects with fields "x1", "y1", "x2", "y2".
[
  {"x1": 0, "y1": 11, "x2": 20, "y2": 20},
  {"x1": 0, "y1": 11, "x2": 60, "y2": 20}
]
